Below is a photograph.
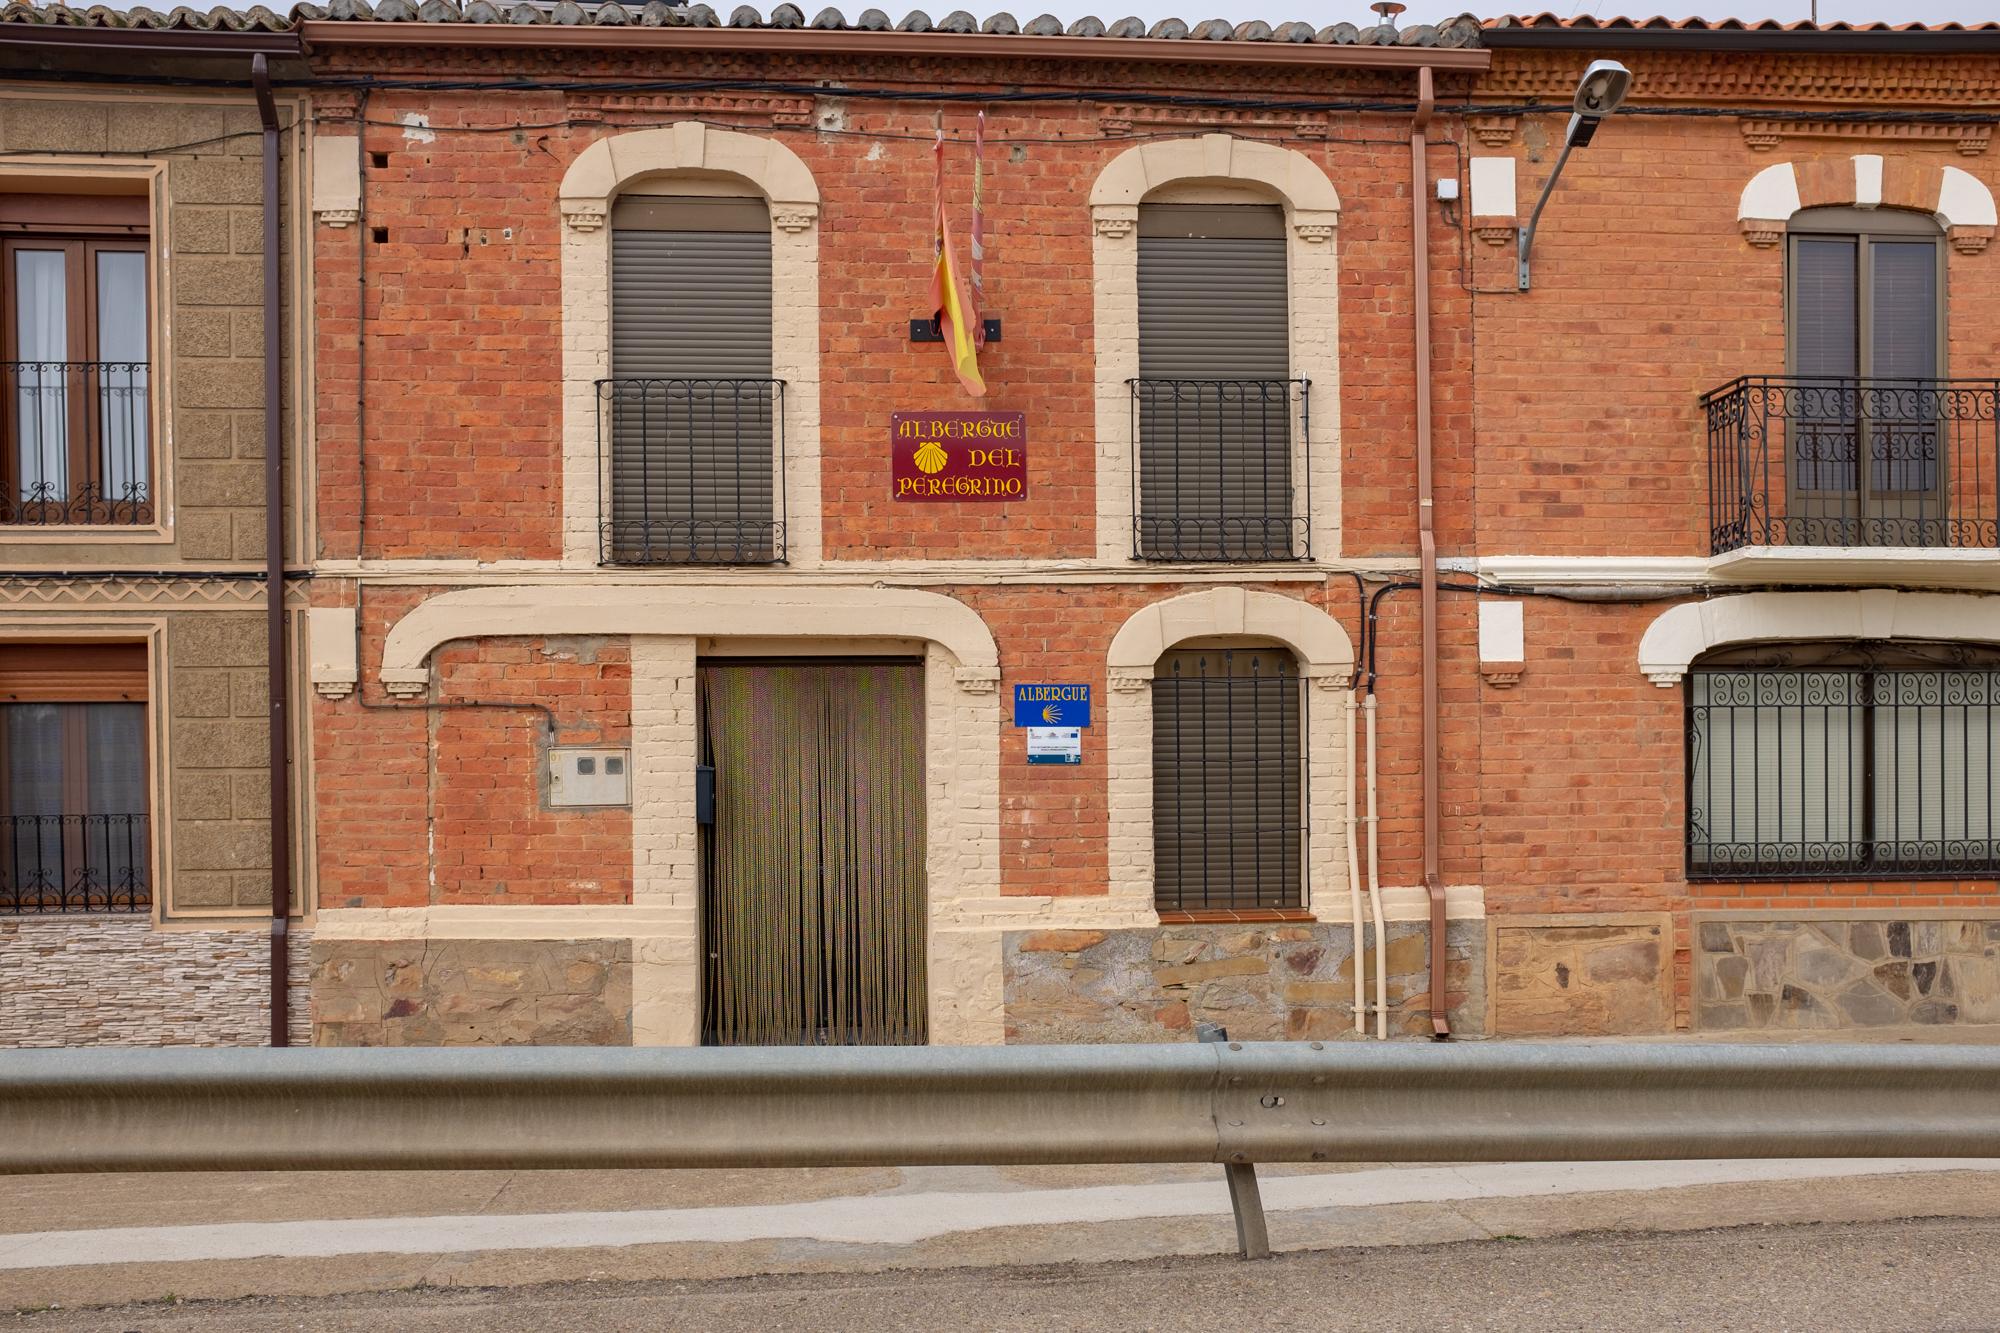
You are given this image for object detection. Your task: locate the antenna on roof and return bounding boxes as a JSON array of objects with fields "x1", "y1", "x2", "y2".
[{"x1": 1370, "y1": 1, "x2": 1404, "y2": 28}]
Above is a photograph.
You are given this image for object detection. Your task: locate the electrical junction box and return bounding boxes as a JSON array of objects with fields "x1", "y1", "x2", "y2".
[
  {"x1": 548, "y1": 747, "x2": 631, "y2": 807},
  {"x1": 1436, "y1": 176, "x2": 1461, "y2": 202}
]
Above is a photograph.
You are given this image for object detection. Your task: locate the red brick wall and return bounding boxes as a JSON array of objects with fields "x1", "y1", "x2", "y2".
[{"x1": 312, "y1": 591, "x2": 632, "y2": 909}]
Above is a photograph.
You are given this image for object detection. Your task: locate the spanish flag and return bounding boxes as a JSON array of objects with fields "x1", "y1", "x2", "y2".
[{"x1": 931, "y1": 126, "x2": 986, "y2": 398}]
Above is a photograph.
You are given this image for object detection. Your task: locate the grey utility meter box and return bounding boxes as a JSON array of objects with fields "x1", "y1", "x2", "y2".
[{"x1": 548, "y1": 747, "x2": 631, "y2": 808}]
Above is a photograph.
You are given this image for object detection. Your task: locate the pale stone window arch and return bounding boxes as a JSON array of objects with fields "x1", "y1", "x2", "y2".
[
  {"x1": 1088, "y1": 134, "x2": 1344, "y2": 562},
  {"x1": 1637, "y1": 589, "x2": 2000, "y2": 686},
  {"x1": 557, "y1": 123, "x2": 824, "y2": 566},
  {"x1": 1736, "y1": 154, "x2": 1997, "y2": 253},
  {"x1": 1105, "y1": 587, "x2": 1353, "y2": 917}
]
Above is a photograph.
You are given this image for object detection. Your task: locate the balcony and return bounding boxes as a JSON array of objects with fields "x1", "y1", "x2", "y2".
[
  {"x1": 1130, "y1": 377, "x2": 1310, "y2": 563},
  {"x1": 1704, "y1": 375, "x2": 2000, "y2": 587},
  {"x1": 596, "y1": 377, "x2": 786, "y2": 566},
  {"x1": 0, "y1": 813, "x2": 151, "y2": 914},
  {"x1": 3, "y1": 361, "x2": 153, "y2": 527}
]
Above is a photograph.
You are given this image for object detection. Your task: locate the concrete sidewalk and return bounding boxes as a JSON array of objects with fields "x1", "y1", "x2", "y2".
[{"x1": 4, "y1": 1158, "x2": 1999, "y2": 1312}]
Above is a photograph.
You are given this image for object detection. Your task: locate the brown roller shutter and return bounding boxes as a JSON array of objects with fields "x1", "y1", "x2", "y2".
[
  {"x1": 1135, "y1": 204, "x2": 1295, "y2": 560},
  {"x1": 608, "y1": 195, "x2": 778, "y2": 563},
  {"x1": 1151, "y1": 647, "x2": 1303, "y2": 914},
  {"x1": 0, "y1": 643, "x2": 146, "y2": 703}
]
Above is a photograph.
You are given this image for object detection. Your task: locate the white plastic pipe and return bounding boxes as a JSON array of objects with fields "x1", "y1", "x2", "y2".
[
  {"x1": 1345, "y1": 690, "x2": 1365, "y2": 1035},
  {"x1": 1364, "y1": 692, "x2": 1388, "y2": 1040}
]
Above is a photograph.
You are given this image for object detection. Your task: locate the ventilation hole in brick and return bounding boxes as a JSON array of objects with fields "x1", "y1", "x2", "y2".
[
  {"x1": 371, "y1": 226, "x2": 389, "y2": 245},
  {"x1": 370, "y1": 152, "x2": 389, "y2": 169}
]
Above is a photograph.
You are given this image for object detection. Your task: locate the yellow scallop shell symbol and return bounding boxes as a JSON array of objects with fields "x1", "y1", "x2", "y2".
[
  {"x1": 914, "y1": 440, "x2": 948, "y2": 475},
  {"x1": 1041, "y1": 704, "x2": 1063, "y2": 724}
]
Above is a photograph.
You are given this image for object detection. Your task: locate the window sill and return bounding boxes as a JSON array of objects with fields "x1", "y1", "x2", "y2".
[{"x1": 1157, "y1": 908, "x2": 1315, "y2": 925}]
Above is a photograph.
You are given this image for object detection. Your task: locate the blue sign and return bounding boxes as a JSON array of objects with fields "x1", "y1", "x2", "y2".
[{"x1": 1013, "y1": 683, "x2": 1091, "y2": 728}]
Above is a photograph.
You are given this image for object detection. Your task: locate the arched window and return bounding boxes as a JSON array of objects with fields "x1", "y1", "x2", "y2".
[
  {"x1": 1134, "y1": 202, "x2": 1299, "y2": 562},
  {"x1": 604, "y1": 191, "x2": 779, "y2": 565},
  {"x1": 1785, "y1": 207, "x2": 1945, "y2": 546},
  {"x1": 1687, "y1": 639, "x2": 2000, "y2": 880},
  {"x1": 1151, "y1": 644, "x2": 1303, "y2": 914}
]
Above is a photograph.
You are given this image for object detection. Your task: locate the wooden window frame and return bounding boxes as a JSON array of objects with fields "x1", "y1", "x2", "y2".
[{"x1": 0, "y1": 198, "x2": 154, "y2": 526}]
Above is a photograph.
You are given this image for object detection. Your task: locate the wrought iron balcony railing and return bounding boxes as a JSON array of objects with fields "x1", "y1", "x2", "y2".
[
  {"x1": 597, "y1": 377, "x2": 786, "y2": 566},
  {"x1": 2, "y1": 361, "x2": 154, "y2": 527},
  {"x1": 1704, "y1": 375, "x2": 2000, "y2": 554},
  {"x1": 1130, "y1": 377, "x2": 1311, "y2": 563},
  {"x1": 0, "y1": 812, "x2": 151, "y2": 914}
]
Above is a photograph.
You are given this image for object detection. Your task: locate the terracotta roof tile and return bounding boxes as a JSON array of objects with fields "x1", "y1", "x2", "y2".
[{"x1": 0, "y1": 0, "x2": 1488, "y2": 43}]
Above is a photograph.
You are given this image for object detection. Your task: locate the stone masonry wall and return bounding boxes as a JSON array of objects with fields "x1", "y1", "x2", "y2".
[
  {"x1": 0, "y1": 918, "x2": 309, "y2": 1047},
  {"x1": 312, "y1": 937, "x2": 633, "y2": 1046},
  {"x1": 1002, "y1": 922, "x2": 1484, "y2": 1043},
  {"x1": 1695, "y1": 917, "x2": 2000, "y2": 1031},
  {"x1": 1490, "y1": 918, "x2": 1674, "y2": 1037}
]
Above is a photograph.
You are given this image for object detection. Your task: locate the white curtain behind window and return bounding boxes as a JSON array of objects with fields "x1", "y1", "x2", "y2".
[
  {"x1": 95, "y1": 251, "x2": 148, "y2": 506},
  {"x1": 13, "y1": 249, "x2": 70, "y2": 503}
]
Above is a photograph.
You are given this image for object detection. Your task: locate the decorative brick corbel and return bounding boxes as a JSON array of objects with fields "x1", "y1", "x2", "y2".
[
  {"x1": 1740, "y1": 218, "x2": 1786, "y2": 248},
  {"x1": 1292, "y1": 210, "x2": 1337, "y2": 244},
  {"x1": 954, "y1": 666, "x2": 1000, "y2": 694},
  {"x1": 1469, "y1": 115, "x2": 1517, "y2": 148},
  {"x1": 1093, "y1": 207, "x2": 1138, "y2": 239},
  {"x1": 1474, "y1": 216, "x2": 1518, "y2": 247},
  {"x1": 316, "y1": 207, "x2": 359, "y2": 229},
  {"x1": 1109, "y1": 669, "x2": 1153, "y2": 693},
  {"x1": 1480, "y1": 664, "x2": 1524, "y2": 688},
  {"x1": 772, "y1": 203, "x2": 819, "y2": 233},
  {"x1": 381, "y1": 671, "x2": 429, "y2": 699},
  {"x1": 1951, "y1": 225, "x2": 1994, "y2": 255},
  {"x1": 314, "y1": 680, "x2": 356, "y2": 701},
  {"x1": 1739, "y1": 121, "x2": 1785, "y2": 152},
  {"x1": 1646, "y1": 670, "x2": 1684, "y2": 689},
  {"x1": 560, "y1": 201, "x2": 607, "y2": 233}
]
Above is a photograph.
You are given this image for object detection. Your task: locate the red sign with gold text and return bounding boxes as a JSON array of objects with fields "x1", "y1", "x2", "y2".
[{"x1": 891, "y1": 411, "x2": 1027, "y2": 503}]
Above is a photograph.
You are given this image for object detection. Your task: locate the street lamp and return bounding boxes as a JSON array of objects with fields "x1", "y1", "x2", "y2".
[{"x1": 1517, "y1": 59, "x2": 1633, "y2": 291}]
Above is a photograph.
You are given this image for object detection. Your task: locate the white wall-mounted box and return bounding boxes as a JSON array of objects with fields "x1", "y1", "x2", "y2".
[{"x1": 548, "y1": 747, "x2": 631, "y2": 807}]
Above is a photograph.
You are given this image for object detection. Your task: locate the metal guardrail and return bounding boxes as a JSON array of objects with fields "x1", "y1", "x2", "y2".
[{"x1": 6, "y1": 1041, "x2": 2000, "y2": 1175}]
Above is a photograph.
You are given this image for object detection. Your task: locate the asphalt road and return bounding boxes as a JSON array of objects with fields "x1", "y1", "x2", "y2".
[{"x1": 16, "y1": 1215, "x2": 1999, "y2": 1333}]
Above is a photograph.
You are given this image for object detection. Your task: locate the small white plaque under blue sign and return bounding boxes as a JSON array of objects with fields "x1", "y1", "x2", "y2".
[
  {"x1": 1014, "y1": 683, "x2": 1091, "y2": 728},
  {"x1": 1025, "y1": 726, "x2": 1082, "y2": 765}
]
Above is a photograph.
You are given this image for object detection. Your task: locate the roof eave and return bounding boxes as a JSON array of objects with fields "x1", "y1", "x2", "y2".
[
  {"x1": 0, "y1": 24, "x2": 303, "y2": 56},
  {"x1": 296, "y1": 20, "x2": 1491, "y2": 69},
  {"x1": 1481, "y1": 26, "x2": 2000, "y2": 54}
]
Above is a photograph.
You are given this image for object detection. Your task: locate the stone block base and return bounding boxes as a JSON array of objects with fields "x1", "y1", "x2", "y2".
[
  {"x1": 312, "y1": 937, "x2": 633, "y2": 1046},
  {"x1": 1000, "y1": 920, "x2": 1485, "y2": 1043},
  {"x1": 1696, "y1": 916, "x2": 2000, "y2": 1031},
  {"x1": 0, "y1": 917, "x2": 310, "y2": 1047},
  {"x1": 1491, "y1": 915, "x2": 1673, "y2": 1036}
]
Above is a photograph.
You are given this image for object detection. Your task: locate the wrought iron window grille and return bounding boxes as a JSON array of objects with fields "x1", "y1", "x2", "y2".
[
  {"x1": 0, "y1": 812, "x2": 151, "y2": 914},
  {"x1": 1687, "y1": 644, "x2": 2000, "y2": 881},
  {"x1": 2, "y1": 361, "x2": 154, "y2": 527},
  {"x1": 1704, "y1": 375, "x2": 2000, "y2": 554},
  {"x1": 596, "y1": 376, "x2": 786, "y2": 566},
  {"x1": 1152, "y1": 649, "x2": 1305, "y2": 913},
  {"x1": 1129, "y1": 377, "x2": 1310, "y2": 563}
]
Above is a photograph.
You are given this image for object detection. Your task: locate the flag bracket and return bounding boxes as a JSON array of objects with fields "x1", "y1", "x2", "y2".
[{"x1": 910, "y1": 317, "x2": 1001, "y2": 344}]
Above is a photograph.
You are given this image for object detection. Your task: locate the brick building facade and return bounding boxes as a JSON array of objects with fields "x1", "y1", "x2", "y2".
[{"x1": 8, "y1": 6, "x2": 2000, "y2": 1046}]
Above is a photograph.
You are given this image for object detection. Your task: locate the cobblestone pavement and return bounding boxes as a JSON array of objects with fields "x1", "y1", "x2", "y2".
[{"x1": 11, "y1": 1215, "x2": 2000, "y2": 1332}]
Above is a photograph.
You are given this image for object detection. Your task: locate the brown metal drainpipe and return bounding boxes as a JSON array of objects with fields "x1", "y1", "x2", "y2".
[
  {"x1": 1410, "y1": 66, "x2": 1449, "y2": 1039},
  {"x1": 252, "y1": 56, "x2": 294, "y2": 1048}
]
